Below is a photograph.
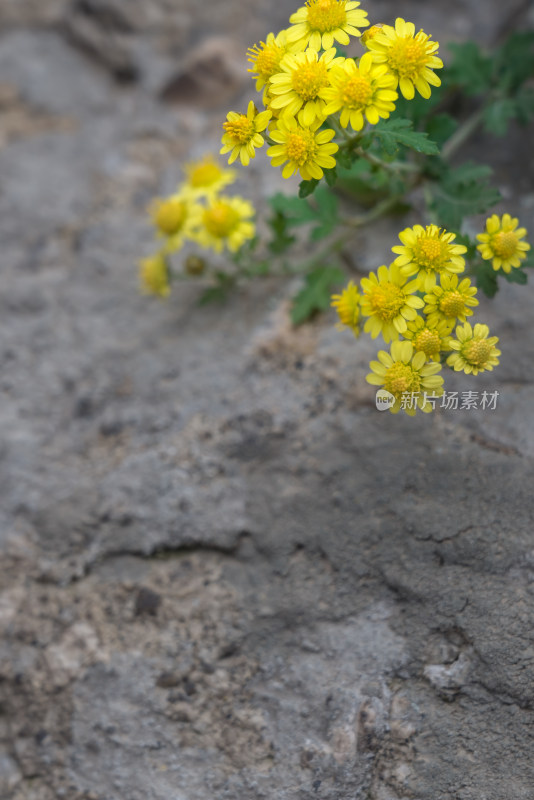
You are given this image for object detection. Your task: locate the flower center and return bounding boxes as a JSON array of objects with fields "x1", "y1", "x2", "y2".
[
  {"x1": 414, "y1": 327, "x2": 441, "y2": 357},
  {"x1": 387, "y1": 37, "x2": 427, "y2": 80},
  {"x1": 189, "y1": 162, "x2": 222, "y2": 188},
  {"x1": 462, "y1": 338, "x2": 492, "y2": 367},
  {"x1": 223, "y1": 115, "x2": 254, "y2": 144},
  {"x1": 203, "y1": 203, "x2": 240, "y2": 237},
  {"x1": 491, "y1": 231, "x2": 518, "y2": 259},
  {"x1": 368, "y1": 282, "x2": 406, "y2": 321},
  {"x1": 292, "y1": 61, "x2": 330, "y2": 101},
  {"x1": 384, "y1": 362, "x2": 421, "y2": 397},
  {"x1": 439, "y1": 290, "x2": 466, "y2": 318},
  {"x1": 306, "y1": 0, "x2": 347, "y2": 32},
  {"x1": 286, "y1": 130, "x2": 318, "y2": 165},
  {"x1": 251, "y1": 43, "x2": 285, "y2": 78},
  {"x1": 154, "y1": 199, "x2": 187, "y2": 235},
  {"x1": 341, "y1": 75, "x2": 373, "y2": 108},
  {"x1": 415, "y1": 237, "x2": 446, "y2": 269}
]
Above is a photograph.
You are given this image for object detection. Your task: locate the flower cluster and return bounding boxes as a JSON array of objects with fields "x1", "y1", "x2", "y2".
[
  {"x1": 222, "y1": 2, "x2": 443, "y2": 181},
  {"x1": 139, "y1": 155, "x2": 256, "y2": 297},
  {"x1": 330, "y1": 214, "x2": 529, "y2": 416}
]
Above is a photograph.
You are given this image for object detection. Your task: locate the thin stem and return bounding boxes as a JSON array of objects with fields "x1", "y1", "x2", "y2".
[
  {"x1": 441, "y1": 105, "x2": 486, "y2": 161},
  {"x1": 354, "y1": 147, "x2": 420, "y2": 173},
  {"x1": 342, "y1": 194, "x2": 405, "y2": 228}
]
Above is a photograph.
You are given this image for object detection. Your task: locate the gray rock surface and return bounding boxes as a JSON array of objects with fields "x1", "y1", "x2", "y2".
[{"x1": 1, "y1": 1, "x2": 534, "y2": 799}]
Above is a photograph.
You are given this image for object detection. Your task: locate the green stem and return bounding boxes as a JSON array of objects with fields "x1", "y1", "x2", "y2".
[
  {"x1": 342, "y1": 194, "x2": 405, "y2": 228},
  {"x1": 354, "y1": 146, "x2": 420, "y2": 173},
  {"x1": 441, "y1": 105, "x2": 486, "y2": 161}
]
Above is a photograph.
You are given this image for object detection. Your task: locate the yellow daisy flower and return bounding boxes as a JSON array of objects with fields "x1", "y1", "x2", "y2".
[
  {"x1": 220, "y1": 101, "x2": 272, "y2": 166},
  {"x1": 403, "y1": 315, "x2": 454, "y2": 361},
  {"x1": 360, "y1": 263, "x2": 424, "y2": 342},
  {"x1": 267, "y1": 116, "x2": 338, "y2": 181},
  {"x1": 423, "y1": 274, "x2": 478, "y2": 326},
  {"x1": 196, "y1": 196, "x2": 255, "y2": 253},
  {"x1": 366, "y1": 340, "x2": 444, "y2": 415},
  {"x1": 139, "y1": 252, "x2": 171, "y2": 298},
  {"x1": 392, "y1": 224, "x2": 467, "y2": 291},
  {"x1": 247, "y1": 30, "x2": 293, "y2": 93},
  {"x1": 149, "y1": 194, "x2": 201, "y2": 253},
  {"x1": 183, "y1": 155, "x2": 235, "y2": 198},
  {"x1": 365, "y1": 18, "x2": 443, "y2": 100},
  {"x1": 476, "y1": 213, "x2": 531, "y2": 273},
  {"x1": 331, "y1": 281, "x2": 361, "y2": 334},
  {"x1": 360, "y1": 24, "x2": 384, "y2": 46},
  {"x1": 447, "y1": 322, "x2": 501, "y2": 375},
  {"x1": 320, "y1": 52, "x2": 397, "y2": 131},
  {"x1": 269, "y1": 48, "x2": 344, "y2": 126},
  {"x1": 287, "y1": 0, "x2": 369, "y2": 52}
]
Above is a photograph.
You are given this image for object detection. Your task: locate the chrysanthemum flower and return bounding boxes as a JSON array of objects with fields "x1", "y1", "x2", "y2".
[
  {"x1": 392, "y1": 224, "x2": 467, "y2": 291},
  {"x1": 447, "y1": 322, "x2": 501, "y2": 375},
  {"x1": 320, "y1": 53, "x2": 397, "y2": 130},
  {"x1": 247, "y1": 30, "x2": 293, "y2": 93},
  {"x1": 360, "y1": 24, "x2": 384, "y2": 46},
  {"x1": 366, "y1": 340, "x2": 444, "y2": 415},
  {"x1": 331, "y1": 281, "x2": 361, "y2": 335},
  {"x1": 365, "y1": 18, "x2": 443, "y2": 100},
  {"x1": 267, "y1": 116, "x2": 338, "y2": 180},
  {"x1": 183, "y1": 155, "x2": 235, "y2": 198},
  {"x1": 423, "y1": 274, "x2": 478, "y2": 326},
  {"x1": 287, "y1": 0, "x2": 369, "y2": 52},
  {"x1": 269, "y1": 48, "x2": 344, "y2": 126},
  {"x1": 220, "y1": 101, "x2": 272, "y2": 166},
  {"x1": 149, "y1": 195, "x2": 201, "y2": 252},
  {"x1": 139, "y1": 253, "x2": 171, "y2": 298},
  {"x1": 403, "y1": 315, "x2": 454, "y2": 361},
  {"x1": 476, "y1": 213, "x2": 530, "y2": 273},
  {"x1": 360, "y1": 263, "x2": 424, "y2": 342},
  {"x1": 196, "y1": 196, "x2": 255, "y2": 253}
]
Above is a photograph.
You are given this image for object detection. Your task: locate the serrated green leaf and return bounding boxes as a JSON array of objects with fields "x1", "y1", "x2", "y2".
[
  {"x1": 269, "y1": 193, "x2": 317, "y2": 225},
  {"x1": 483, "y1": 98, "x2": 518, "y2": 136},
  {"x1": 428, "y1": 162, "x2": 501, "y2": 230},
  {"x1": 336, "y1": 147, "x2": 354, "y2": 169},
  {"x1": 503, "y1": 268, "x2": 528, "y2": 285},
  {"x1": 446, "y1": 42, "x2": 493, "y2": 95},
  {"x1": 324, "y1": 166, "x2": 338, "y2": 187},
  {"x1": 425, "y1": 113, "x2": 458, "y2": 147},
  {"x1": 372, "y1": 118, "x2": 440, "y2": 156},
  {"x1": 291, "y1": 265, "x2": 345, "y2": 325},
  {"x1": 473, "y1": 261, "x2": 499, "y2": 298},
  {"x1": 299, "y1": 178, "x2": 319, "y2": 198},
  {"x1": 494, "y1": 31, "x2": 534, "y2": 93}
]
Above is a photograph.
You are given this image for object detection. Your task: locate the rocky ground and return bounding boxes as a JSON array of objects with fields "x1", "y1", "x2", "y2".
[{"x1": 1, "y1": 1, "x2": 534, "y2": 799}]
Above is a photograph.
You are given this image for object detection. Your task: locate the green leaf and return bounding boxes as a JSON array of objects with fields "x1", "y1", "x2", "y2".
[
  {"x1": 454, "y1": 232, "x2": 478, "y2": 260},
  {"x1": 198, "y1": 272, "x2": 235, "y2": 305},
  {"x1": 299, "y1": 178, "x2": 319, "y2": 198},
  {"x1": 324, "y1": 166, "x2": 338, "y2": 187},
  {"x1": 372, "y1": 118, "x2": 440, "y2": 156},
  {"x1": 336, "y1": 147, "x2": 355, "y2": 169},
  {"x1": 445, "y1": 41, "x2": 493, "y2": 95},
  {"x1": 473, "y1": 261, "x2": 498, "y2": 298},
  {"x1": 291, "y1": 265, "x2": 345, "y2": 325},
  {"x1": 503, "y1": 268, "x2": 528, "y2": 285},
  {"x1": 494, "y1": 31, "x2": 534, "y2": 93},
  {"x1": 483, "y1": 97, "x2": 518, "y2": 136},
  {"x1": 425, "y1": 113, "x2": 458, "y2": 147},
  {"x1": 269, "y1": 193, "x2": 317, "y2": 226},
  {"x1": 268, "y1": 210, "x2": 296, "y2": 255},
  {"x1": 428, "y1": 162, "x2": 501, "y2": 230},
  {"x1": 514, "y1": 88, "x2": 534, "y2": 125},
  {"x1": 310, "y1": 186, "x2": 339, "y2": 240}
]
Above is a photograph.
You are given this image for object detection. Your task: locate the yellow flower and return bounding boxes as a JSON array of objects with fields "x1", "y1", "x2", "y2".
[
  {"x1": 331, "y1": 281, "x2": 361, "y2": 334},
  {"x1": 149, "y1": 194, "x2": 201, "y2": 252},
  {"x1": 220, "y1": 101, "x2": 272, "y2": 166},
  {"x1": 360, "y1": 263, "x2": 424, "y2": 342},
  {"x1": 366, "y1": 340, "x2": 444, "y2": 415},
  {"x1": 360, "y1": 24, "x2": 384, "y2": 46},
  {"x1": 183, "y1": 155, "x2": 235, "y2": 198},
  {"x1": 269, "y1": 48, "x2": 344, "y2": 126},
  {"x1": 247, "y1": 30, "x2": 293, "y2": 92},
  {"x1": 423, "y1": 274, "x2": 478, "y2": 326},
  {"x1": 476, "y1": 213, "x2": 531, "y2": 273},
  {"x1": 287, "y1": 0, "x2": 369, "y2": 52},
  {"x1": 196, "y1": 196, "x2": 255, "y2": 253},
  {"x1": 320, "y1": 52, "x2": 397, "y2": 130},
  {"x1": 403, "y1": 315, "x2": 454, "y2": 361},
  {"x1": 267, "y1": 116, "x2": 338, "y2": 180},
  {"x1": 392, "y1": 224, "x2": 467, "y2": 291},
  {"x1": 447, "y1": 322, "x2": 501, "y2": 375},
  {"x1": 365, "y1": 18, "x2": 443, "y2": 100},
  {"x1": 139, "y1": 252, "x2": 171, "y2": 298}
]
